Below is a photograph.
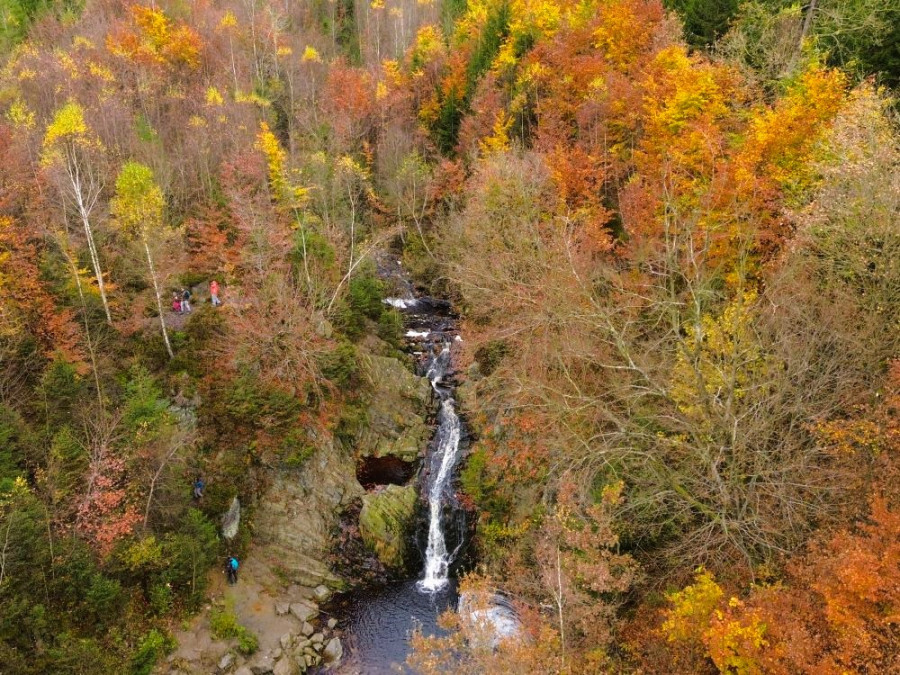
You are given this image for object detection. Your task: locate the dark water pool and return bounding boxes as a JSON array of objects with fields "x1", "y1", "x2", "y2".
[{"x1": 329, "y1": 579, "x2": 459, "y2": 673}]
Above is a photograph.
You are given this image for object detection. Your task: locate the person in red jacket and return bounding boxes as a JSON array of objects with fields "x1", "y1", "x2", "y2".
[{"x1": 210, "y1": 279, "x2": 222, "y2": 307}]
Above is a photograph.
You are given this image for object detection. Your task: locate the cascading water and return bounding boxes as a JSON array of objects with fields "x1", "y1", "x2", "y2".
[
  {"x1": 328, "y1": 255, "x2": 473, "y2": 673},
  {"x1": 419, "y1": 385, "x2": 462, "y2": 591}
]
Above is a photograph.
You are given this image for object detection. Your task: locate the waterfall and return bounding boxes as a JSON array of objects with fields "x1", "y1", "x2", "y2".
[{"x1": 418, "y1": 343, "x2": 463, "y2": 593}]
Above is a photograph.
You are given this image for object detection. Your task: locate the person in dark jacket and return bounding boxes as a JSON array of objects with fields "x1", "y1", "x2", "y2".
[{"x1": 227, "y1": 556, "x2": 239, "y2": 584}]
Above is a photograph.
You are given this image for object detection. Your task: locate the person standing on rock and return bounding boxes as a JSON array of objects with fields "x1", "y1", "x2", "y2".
[
  {"x1": 227, "y1": 556, "x2": 239, "y2": 584},
  {"x1": 181, "y1": 287, "x2": 192, "y2": 313},
  {"x1": 210, "y1": 279, "x2": 221, "y2": 307}
]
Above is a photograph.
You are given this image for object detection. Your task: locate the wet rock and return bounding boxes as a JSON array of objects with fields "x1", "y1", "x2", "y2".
[
  {"x1": 359, "y1": 483, "x2": 418, "y2": 568},
  {"x1": 218, "y1": 653, "x2": 235, "y2": 671},
  {"x1": 323, "y1": 638, "x2": 343, "y2": 666},
  {"x1": 289, "y1": 601, "x2": 318, "y2": 622},
  {"x1": 222, "y1": 497, "x2": 241, "y2": 540},
  {"x1": 300, "y1": 622, "x2": 314, "y2": 637},
  {"x1": 313, "y1": 585, "x2": 331, "y2": 602},
  {"x1": 274, "y1": 602, "x2": 290, "y2": 616},
  {"x1": 327, "y1": 618, "x2": 338, "y2": 629}
]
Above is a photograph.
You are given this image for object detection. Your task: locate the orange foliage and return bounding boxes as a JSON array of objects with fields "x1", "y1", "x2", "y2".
[{"x1": 107, "y1": 4, "x2": 203, "y2": 69}]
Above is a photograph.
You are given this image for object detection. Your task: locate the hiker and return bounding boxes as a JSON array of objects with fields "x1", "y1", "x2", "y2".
[
  {"x1": 210, "y1": 279, "x2": 221, "y2": 307},
  {"x1": 226, "y1": 556, "x2": 239, "y2": 584},
  {"x1": 193, "y1": 477, "x2": 205, "y2": 499},
  {"x1": 172, "y1": 292, "x2": 182, "y2": 313},
  {"x1": 181, "y1": 287, "x2": 192, "y2": 313}
]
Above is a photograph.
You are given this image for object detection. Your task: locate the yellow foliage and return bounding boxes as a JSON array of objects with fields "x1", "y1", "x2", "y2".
[
  {"x1": 6, "y1": 98, "x2": 35, "y2": 129},
  {"x1": 705, "y1": 601, "x2": 769, "y2": 675},
  {"x1": 662, "y1": 567, "x2": 725, "y2": 643},
  {"x1": 205, "y1": 86, "x2": 224, "y2": 106},
  {"x1": 301, "y1": 45, "x2": 321, "y2": 63},
  {"x1": 218, "y1": 10, "x2": 238, "y2": 30},
  {"x1": 670, "y1": 291, "x2": 767, "y2": 421},
  {"x1": 42, "y1": 101, "x2": 94, "y2": 162},
  {"x1": 479, "y1": 110, "x2": 512, "y2": 154}
]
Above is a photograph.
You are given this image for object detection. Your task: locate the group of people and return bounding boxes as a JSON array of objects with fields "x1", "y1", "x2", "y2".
[{"x1": 171, "y1": 280, "x2": 222, "y2": 313}]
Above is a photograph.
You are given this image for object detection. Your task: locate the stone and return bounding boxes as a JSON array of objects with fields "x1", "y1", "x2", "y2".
[
  {"x1": 272, "y1": 649, "x2": 282, "y2": 660},
  {"x1": 279, "y1": 633, "x2": 293, "y2": 650},
  {"x1": 296, "y1": 639, "x2": 311, "y2": 649},
  {"x1": 311, "y1": 633, "x2": 324, "y2": 644},
  {"x1": 359, "y1": 483, "x2": 418, "y2": 569},
  {"x1": 249, "y1": 656, "x2": 275, "y2": 675},
  {"x1": 300, "y1": 622, "x2": 314, "y2": 637},
  {"x1": 289, "y1": 601, "x2": 318, "y2": 622},
  {"x1": 305, "y1": 655, "x2": 314, "y2": 668},
  {"x1": 323, "y1": 638, "x2": 343, "y2": 666},
  {"x1": 253, "y1": 436, "x2": 363, "y2": 588},
  {"x1": 222, "y1": 496, "x2": 241, "y2": 540},
  {"x1": 313, "y1": 585, "x2": 331, "y2": 602},
  {"x1": 275, "y1": 602, "x2": 290, "y2": 616},
  {"x1": 218, "y1": 653, "x2": 235, "y2": 671},
  {"x1": 355, "y1": 356, "x2": 433, "y2": 461},
  {"x1": 272, "y1": 657, "x2": 293, "y2": 675},
  {"x1": 327, "y1": 618, "x2": 338, "y2": 629}
]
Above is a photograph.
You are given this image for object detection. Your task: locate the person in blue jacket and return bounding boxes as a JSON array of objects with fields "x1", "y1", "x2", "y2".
[{"x1": 227, "y1": 556, "x2": 239, "y2": 584}]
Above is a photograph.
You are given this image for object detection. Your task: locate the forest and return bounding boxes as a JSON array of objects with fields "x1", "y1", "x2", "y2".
[{"x1": 0, "y1": 0, "x2": 898, "y2": 672}]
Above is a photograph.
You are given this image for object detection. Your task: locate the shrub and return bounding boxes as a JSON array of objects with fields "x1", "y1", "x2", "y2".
[{"x1": 130, "y1": 628, "x2": 174, "y2": 675}]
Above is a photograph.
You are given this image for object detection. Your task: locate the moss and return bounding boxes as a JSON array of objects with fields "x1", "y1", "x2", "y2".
[
  {"x1": 359, "y1": 484, "x2": 418, "y2": 569},
  {"x1": 210, "y1": 601, "x2": 258, "y2": 655}
]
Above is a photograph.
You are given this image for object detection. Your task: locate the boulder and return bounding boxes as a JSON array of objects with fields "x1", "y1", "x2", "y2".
[
  {"x1": 218, "y1": 653, "x2": 235, "y2": 671},
  {"x1": 300, "y1": 622, "x2": 314, "y2": 637},
  {"x1": 311, "y1": 633, "x2": 324, "y2": 644},
  {"x1": 359, "y1": 484, "x2": 418, "y2": 568},
  {"x1": 327, "y1": 618, "x2": 338, "y2": 629},
  {"x1": 272, "y1": 658, "x2": 293, "y2": 675},
  {"x1": 289, "y1": 601, "x2": 318, "y2": 622},
  {"x1": 253, "y1": 436, "x2": 363, "y2": 587},
  {"x1": 222, "y1": 497, "x2": 241, "y2": 540},
  {"x1": 313, "y1": 585, "x2": 332, "y2": 602},
  {"x1": 274, "y1": 602, "x2": 290, "y2": 616},
  {"x1": 323, "y1": 638, "x2": 343, "y2": 666},
  {"x1": 279, "y1": 633, "x2": 293, "y2": 650}
]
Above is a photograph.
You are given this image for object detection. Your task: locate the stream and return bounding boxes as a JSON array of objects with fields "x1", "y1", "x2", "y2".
[{"x1": 329, "y1": 261, "x2": 471, "y2": 673}]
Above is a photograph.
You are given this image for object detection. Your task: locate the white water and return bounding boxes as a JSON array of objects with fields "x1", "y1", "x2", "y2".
[{"x1": 418, "y1": 342, "x2": 463, "y2": 593}]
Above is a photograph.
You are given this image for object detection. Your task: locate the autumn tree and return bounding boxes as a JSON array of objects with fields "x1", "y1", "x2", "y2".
[
  {"x1": 41, "y1": 101, "x2": 112, "y2": 323},
  {"x1": 110, "y1": 161, "x2": 173, "y2": 359}
]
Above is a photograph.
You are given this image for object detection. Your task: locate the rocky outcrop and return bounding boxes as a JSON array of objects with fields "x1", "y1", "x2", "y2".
[
  {"x1": 359, "y1": 483, "x2": 418, "y2": 569},
  {"x1": 356, "y1": 355, "x2": 432, "y2": 461},
  {"x1": 253, "y1": 436, "x2": 364, "y2": 588}
]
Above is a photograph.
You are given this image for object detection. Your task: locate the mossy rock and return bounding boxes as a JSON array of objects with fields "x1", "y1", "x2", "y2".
[{"x1": 359, "y1": 484, "x2": 418, "y2": 569}]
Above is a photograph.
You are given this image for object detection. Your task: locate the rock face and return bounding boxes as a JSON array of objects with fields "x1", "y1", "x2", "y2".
[
  {"x1": 356, "y1": 355, "x2": 432, "y2": 461},
  {"x1": 253, "y1": 435, "x2": 364, "y2": 587},
  {"x1": 359, "y1": 483, "x2": 418, "y2": 568},
  {"x1": 222, "y1": 496, "x2": 241, "y2": 540}
]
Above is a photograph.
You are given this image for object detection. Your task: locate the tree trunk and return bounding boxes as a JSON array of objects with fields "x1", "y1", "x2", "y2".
[
  {"x1": 143, "y1": 234, "x2": 174, "y2": 359},
  {"x1": 74, "y1": 196, "x2": 112, "y2": 324}
]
